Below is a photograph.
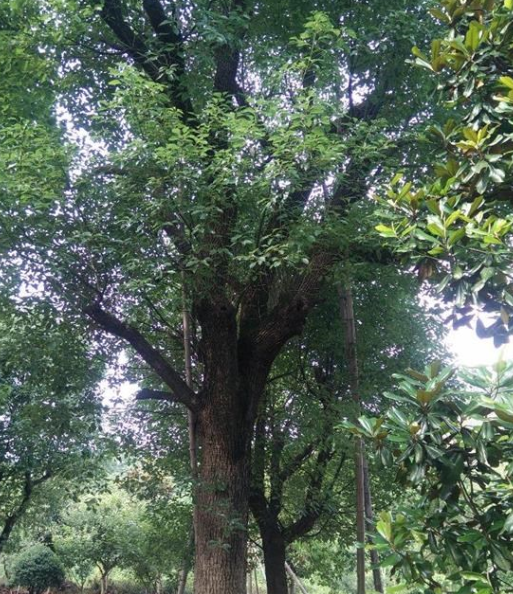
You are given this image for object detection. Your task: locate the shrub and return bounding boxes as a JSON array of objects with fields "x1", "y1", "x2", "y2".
[{"x1": 10, "y1": 544, "x2": 65, "y2": 594}]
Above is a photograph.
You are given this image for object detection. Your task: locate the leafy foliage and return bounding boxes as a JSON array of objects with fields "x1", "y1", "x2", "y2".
[
  {"x1": 348, "y1": 361, "x2": 513, "y2": 593},
  {"x1": 53, "y1": 481, "x2": 190, "y2": 591},
  {"x1": 10, "y1": 544, "x2": 66, "y2": 594},
  {"x1": 0, "y1": 304, "x2": 104, "y2": 552},
  {"x1": 377, "y1": 0, "x2": 513, "y2": 345}
]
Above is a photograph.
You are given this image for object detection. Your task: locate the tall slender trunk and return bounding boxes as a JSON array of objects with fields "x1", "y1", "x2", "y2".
[
  {"x1": 99, "y1": 570, "x2": 109, "y2": 594},
  {"x1": 363, "y1": 459, "x2": 384, "y2": 593},
  {"x1": 177, "y1": 283, "x2": 198, "y2": 594},
  {"x1": 339, "y1": 285, "x2": 366, "y2": 594},
  {"x1": 285, "y1": 563, "x2": 310, "y2": 594},
  {"x1": 176, "y1": 531, "x2": 194, "y2": 594}
]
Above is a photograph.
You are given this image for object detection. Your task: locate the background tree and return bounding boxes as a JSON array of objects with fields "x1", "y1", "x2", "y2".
[
  {"x1": 121, "y1": 463, "x2": 193, "y2": 592},
  {"x1": 0, "y1": 304, "x2": 104, "y2": 554},
  {"x1": 9, "y1": 545, "x2": 65, "y2": 594},
  {"x1": 250, "y1": 267, "x2": 447, "y2": 594},
  {"x1": 54, "y1": 490, "x2": 143, "y2": 594}
]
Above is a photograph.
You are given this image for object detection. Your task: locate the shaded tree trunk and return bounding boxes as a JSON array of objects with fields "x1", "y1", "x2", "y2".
[
  {"x1": 176, "y1": 531, "x2": 194, "y2": 594},
  {"x1": 250, "y1": 375, "x2": 341, "y2": 594},
  {"x1": 261, "y1": 526, "x2": 288, "y2": 594}
]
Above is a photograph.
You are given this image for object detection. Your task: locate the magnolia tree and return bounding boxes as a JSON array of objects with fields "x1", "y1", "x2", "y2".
[
  {"x1": 377, "y1": 0, "x2": 513, "y2": 344},
  {"x1": 347, "y1": 361, "x2": 513, "y2": 593}
]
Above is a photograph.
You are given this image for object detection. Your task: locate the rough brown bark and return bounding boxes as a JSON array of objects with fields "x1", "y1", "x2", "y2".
[{"x1": 193, "y1": 400, "x2": 250, "y2": 594}]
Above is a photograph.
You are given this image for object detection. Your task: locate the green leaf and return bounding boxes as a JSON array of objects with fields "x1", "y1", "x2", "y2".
[
  {"x1": 502, "y1": 512, "x2": 513, "y2": 533},
  {"x1": 465, "y1": 21, "x2": 482, "y2": 52},
  {"x1": 499, "y1": 76, "x2": 513, "y2": 90},
  {"x1": 448, "y1": 228, "x2": 466, "y2": 246},
  {"x1": 376, "y1": 511, "x2": 393, "y2": 541},
  {"x1": 375, "y1": 224, "x2": 397, "y2": 237},
  {"x1": 380, "y1": 553, "x2": 402, "y2": 567}
]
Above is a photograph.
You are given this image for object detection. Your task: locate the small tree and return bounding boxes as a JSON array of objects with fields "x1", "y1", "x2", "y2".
[
  {"x1": 54, "y1": 490, "x2": 143, "y2": 594},
  {"x1": 56, "y1": 534, "x2": 94, "y2": 593},
  {"x1": 10, "y1": 545, "x2": 65, "y2": 594}
]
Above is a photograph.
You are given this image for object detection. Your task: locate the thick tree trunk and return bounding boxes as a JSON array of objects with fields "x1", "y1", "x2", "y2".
[
  {"x1": 86, "y1": 268, "x2": 322, "y2": 594},
  {"x1": 193, "y1": 399, "x2": 250, "y2": 594},
  {"x1": 261, "y1": 528, "x2": 288, "y2": 594}
]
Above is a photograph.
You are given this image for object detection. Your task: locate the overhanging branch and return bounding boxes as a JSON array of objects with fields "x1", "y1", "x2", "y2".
[
  {"x1": 137, "y1": 388, "x2": 182, "y2": 403},
  {"x1": 212, "y1": 0, "x2": 248, "y2": 106},
  {"x1": 84, "y1": 302, "x2": 199, "y2": 411}
]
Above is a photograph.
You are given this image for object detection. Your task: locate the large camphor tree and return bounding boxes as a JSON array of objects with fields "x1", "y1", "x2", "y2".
[{"x1": 0, "y1": 1, "x2": 437, "y2": 592}]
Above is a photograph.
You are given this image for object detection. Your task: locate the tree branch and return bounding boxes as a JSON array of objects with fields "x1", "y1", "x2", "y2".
[
  {"x1": 101, "y1": 0, "x2": 193, "y2": 114},
  {"x1": 136, "y1": 388, "x2": 182, "y2": 404},
  {"x1": 212, "y1": 0, "x2": 248, "y2": 106},
  {"x1": 283, "y1": 446, "x2": 334, "y2": 543},
  {"x1": 101, "y1": 0, "x2": 160, "y2": 79},
  {"x1": 143, "y1": 0, "x2": 182, "y2": 48},
  {"x1": 0, "y1": 471, "x2": 52, "y2": 554},
  {"x1": 279, "y1": 442, "x2": 316, "y2": 483},
  {"x1": 84, "y1": 302, "x2": 199, "y2": 411},
  {"x1": 254, "y1": 250, "x2": 335, "y2": 362}
]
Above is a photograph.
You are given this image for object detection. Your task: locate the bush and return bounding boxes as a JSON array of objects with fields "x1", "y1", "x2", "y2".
[{"x1": 10, "y1": 545, "x2": 65, "y2": 594}]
